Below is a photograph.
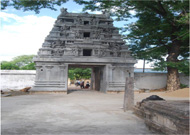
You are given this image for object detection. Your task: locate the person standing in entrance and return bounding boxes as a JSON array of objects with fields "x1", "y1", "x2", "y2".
[
  {"x1": 80, "y1": 81, "x2": 84, "y2": 89},
  {"x1": 85, "y1": 81, "x2": 90, "y2": 88}
]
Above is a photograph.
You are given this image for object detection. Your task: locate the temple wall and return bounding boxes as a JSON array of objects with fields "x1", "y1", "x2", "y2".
[
  {"x1": 1, "y1": 70, "x2": 189, "y2": 91},
  {"x1": 107, "y1": 64, "x2": 134, "y2": 91},
  {"x1": 32, "y1": 63, "x2": 68, "y2": 91}
]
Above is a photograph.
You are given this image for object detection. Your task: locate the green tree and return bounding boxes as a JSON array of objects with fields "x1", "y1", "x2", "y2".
[
  {"x1": 1, "y1": 61, "x2": 19, "y2": 70},
  {"x1": 12, "y1": 55, "x2": 35, "y2": 68},
  {"x1": 1, "y1": 0, "x2": 69, "y2": 14},
  {"x1": 69, "y1": 68, "x2": 91, "y2": 80},
  {"x1": 21, "y1": 63, "x2": 36, "y2": 70},
  {"x1": 74, "y1": 0, "x2": 189, "y2": 91},
  {"x1": 1, "y1": 55, "x2": 36, "y2": 70}
]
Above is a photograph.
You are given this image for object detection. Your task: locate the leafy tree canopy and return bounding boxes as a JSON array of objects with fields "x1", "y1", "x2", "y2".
[
  {"x1": 12, "y1": 55, "x2": 35, "y2": 67},
  {"x1": 69, "y1": 68, "x2": 91, "y2": 80},
  {"x1": 1, "y1": 55, "x2": 36, "y2": 70},
  {"x1": 1, "y1": 0, "x2": 69, "y2": 14},
  {"x1": 1, "y1": 61, "x2": 20, "y2": 70}
]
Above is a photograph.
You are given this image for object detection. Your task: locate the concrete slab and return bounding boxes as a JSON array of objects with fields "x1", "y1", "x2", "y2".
[{"x1": 1, "y1": 90, "x2": 156, "y2": 135}]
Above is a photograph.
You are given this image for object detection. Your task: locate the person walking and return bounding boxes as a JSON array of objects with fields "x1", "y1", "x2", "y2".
[{"x1": 80, "y1": 81, "x2": 84, "y2": 89}]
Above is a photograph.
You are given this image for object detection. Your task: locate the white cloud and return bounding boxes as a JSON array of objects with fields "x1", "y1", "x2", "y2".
[
  {"x1": 1, "y1": 12, "x2": 23, "y2": 22},
  {"x1": 0, "y1": 12, "x2": 55, "y2": 61},
  {"x1": 95, "y1": 2, "x2": 101, "y2": 6},
  {"x1": 86, "y1": 10, "x2": 102, "y2": 14},
  {"x1": 134, "y1": 60, "x2": 153, "y2": 68},
  {"x1": 71, "y1": 8, "x2": 83, "y2": 13},
  {"x1": 129, "y1": 10, "x2": 136, "y2": 15}
]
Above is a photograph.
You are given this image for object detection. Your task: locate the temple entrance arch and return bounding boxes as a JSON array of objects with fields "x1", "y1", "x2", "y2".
[
  {"x1": 31, "y1": 8, "x2": 136, "y2": 92},
  {"x1": 68, "y1": 63, "x2": 106, "y2": 92}
]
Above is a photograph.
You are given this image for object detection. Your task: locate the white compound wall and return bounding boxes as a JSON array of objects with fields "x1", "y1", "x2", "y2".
[{"x1": 1, "y1": 70, "x2": 189, "y2": 91}]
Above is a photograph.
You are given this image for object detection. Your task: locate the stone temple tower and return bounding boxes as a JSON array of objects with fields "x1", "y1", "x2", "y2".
[{"x1": 32, "y1": 8, "x2": 136, "y2": 92}]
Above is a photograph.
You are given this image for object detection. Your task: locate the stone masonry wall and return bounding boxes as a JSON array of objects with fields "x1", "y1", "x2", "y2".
[{"x1": 1, "y1": 70, "x2": 189, "y2": 91}]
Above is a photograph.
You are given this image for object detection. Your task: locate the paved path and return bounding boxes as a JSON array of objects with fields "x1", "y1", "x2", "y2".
[{"x1": 2, "y1": 90, "x2": 156, "y2": 135}]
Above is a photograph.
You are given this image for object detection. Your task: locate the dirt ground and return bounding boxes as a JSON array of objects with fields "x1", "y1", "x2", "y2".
[
  {"x1": 135, "y1": 87, "x2": 189, "y2": 102},
  {"x1": 1, "y1": 87, "x2": 189, "y2": 135},
  {"x1": 1, "y1": 90, "x2": 159, "y2": 135},
  {"x1": 160, "y1": 88, "x2": 189, "y2": 98}
]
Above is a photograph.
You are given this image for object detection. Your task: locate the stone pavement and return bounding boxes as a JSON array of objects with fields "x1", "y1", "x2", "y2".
[{"x1": 1, "y1": 90, "x2": 157, "y2": 135}]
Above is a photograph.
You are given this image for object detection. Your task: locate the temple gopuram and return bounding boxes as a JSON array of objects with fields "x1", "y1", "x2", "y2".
[{"x1": 31, "y1": 8, "x2": 136, "y2": 92}]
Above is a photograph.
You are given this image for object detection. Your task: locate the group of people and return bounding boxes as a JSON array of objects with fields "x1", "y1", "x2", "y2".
[{"x1": 75, "y1": 81, "x2": 90, "y2": 89}]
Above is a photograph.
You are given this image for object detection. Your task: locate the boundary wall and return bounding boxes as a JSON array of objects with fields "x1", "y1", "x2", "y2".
[{"x1": 1, "y1": 70, "x2": 189, "y2": 91}]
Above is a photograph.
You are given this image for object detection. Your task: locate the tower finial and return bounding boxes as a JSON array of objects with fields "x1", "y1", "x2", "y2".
[
  {"x1": 60, "y1": 8, "x2": 68, "y2": 14},
  {"x1": 103, "y1": 10, "x2": 110, "y2": 18}
]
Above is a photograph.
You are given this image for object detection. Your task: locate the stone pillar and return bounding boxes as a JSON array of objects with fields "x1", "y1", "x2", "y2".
[
  {"x1": 92, "y1": 68, "x2": 96, "y2": 90},
  {"x1": 90, "y1": 70, "x2": 94, "y2": 89},
  {"x1": 46, "y1": 66, "x2": 54, "y2": 81},
  {"x1": 108, "y1": 66, "x2": 113, "y2": 82},
  {"x1": 123, "y1": 77, "x2": 134, "y2": 111},
  {"x1": 59, "y1": 65, "x2": 66, "y2": 81},
  {"x1": 94, "y1": 67, "x2": 100, "y2": 91},
  {"x1": 35, "y1": 66, "x2": 42, "y2": 80},
  {"x1": 64, "y1": 64, "x2": 68, "y2": 90},
  {"x1": 104, "y1": 64, "x2": 110, "y2": 92},
  {"x1": 59, "y1": 64, "x2": 68, "y2": 90}
]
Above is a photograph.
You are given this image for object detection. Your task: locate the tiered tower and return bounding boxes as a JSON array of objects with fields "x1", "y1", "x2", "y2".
[{"x1": 32, "y1": 8, "x2": 136, "y2": 92}]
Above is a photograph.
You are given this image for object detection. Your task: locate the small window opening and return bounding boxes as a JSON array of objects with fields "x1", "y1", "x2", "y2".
[
  {"x1": 84, "y1": 32, "x2": 90, "y2": 37},
  {"x1": 83, "y1": 49, "x2": 92, "y2": 56},
  {"x1": 84, "y1": 21, "x2": 89, "y2": 25}
]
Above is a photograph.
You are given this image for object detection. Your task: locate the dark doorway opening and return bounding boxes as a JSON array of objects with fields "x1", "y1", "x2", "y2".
[
  {"x1": 83, "y1": 32, "x2": 90, "y2": 38},
  {"x1": 83, "y1": 49, "x2": 92, "y2": 56},
  {"x1": 84, "y1": 21, "x2": 89, "y2": 25}
]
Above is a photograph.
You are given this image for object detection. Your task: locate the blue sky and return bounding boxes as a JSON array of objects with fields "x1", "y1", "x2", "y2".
[{"x1": 0, "y1": 0, "x2": 150, "y2": 68}]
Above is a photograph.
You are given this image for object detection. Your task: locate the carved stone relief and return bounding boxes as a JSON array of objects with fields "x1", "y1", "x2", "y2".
[
  {"x1": 60, "y1": 31, "x2": 69, "y2": 37},
  {"x1": 71, "y1": 48, "x2": 82, "y2": 56},
  {"x1": 94, "y1": 49, "x2": 99, "y2": 55},
  {"x1": 92, "y1": 31, "x2": 101, "y2": 39},
  {"x1": 55, "y1": 19, "x2": 63, "y2": 24},
  {"x1": 103, "y1": 28, "x2": 113, "y2": 33},
  {"x1": 75, "y1": 30, "x2": 83, "y2": 38},
  {"x1": 99, "y1": 49, "x2": 107, "y2": 57},
  {"x1": 52, "y1": 49, "x2": 64, "y2": 56},
  {"x1": 104, "y1": 34, "x2": 112, "y2": 38},
  {"x1": 77, "y1": 17, "x2": 83, "y2": 24},
  {"x1": 60, "y1": 25, "x2": 70, "y2": 31},
  {"x1": 51, "y1": 40, "x2": 65, "y2": 48}
]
